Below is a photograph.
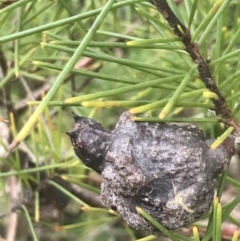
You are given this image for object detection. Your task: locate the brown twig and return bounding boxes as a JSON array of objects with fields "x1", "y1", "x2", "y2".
[
  {"x1": 70, "y1": 183, "x2": 105, "y2": 208},
  {"x1": 14, "y1": 82, "x2": 51, "y2": 112},
  {"x1": 5, "y1": 176, "x2": 19, "y2": 241},
  {"x1": 149, "y1": 0, "x2": 239, "y2": 129},
  {"x1": 181, "y1": 223, "x2": 239, "y2": 240},
  {"x1": 14, "y1": 57, "x2": 101, "y2": 113},
  {"x1": 0, "y1": 48, "x2": 8, "y2": 76}
]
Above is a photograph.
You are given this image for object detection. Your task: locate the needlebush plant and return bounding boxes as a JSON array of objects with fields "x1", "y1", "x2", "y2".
[{"x1": 0, "y1": 0, "x2": 240, "y2": 240}]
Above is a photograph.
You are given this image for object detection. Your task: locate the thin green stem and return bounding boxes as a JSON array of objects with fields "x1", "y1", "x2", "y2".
[
  {"x1": 0, "y1": 0, "x2": 32, "y2": 13},
  {"x1": 188, "y1": 0, "x2": 199, "y2": 28},
  {"x1": 48, "y1": 180, "x2": 89, "y2": 207},
  {"x1": 0, "y1": 0, "x2": 144, "y2": 43},
  {"x1": 15, "y1": 6, "x2": 24, "y2": 77},
  {"x1": 63, "y1": 75, "x2": 185, "y2": 104},
  {"x1": 41, "y1": 43, "x2": 185, "y2": 75},
  {"x1": 10, "y1": 0, "x2": 116, "y2": 149},
  {"x1": 0, "y1": 48, "x2": 36, "y2": 90},
  {"x1": 192, "y1": 0, "x2": 228, "y2": 43},
  {"x1": 159, "y1": 65, "x2": 197, "y2": 119},
  {"x1": 130, "y1": 89, "x2": 207, "y2": 113},
  {"x1": 21, "y1": 205, "x2": 39, "y2": 241}
]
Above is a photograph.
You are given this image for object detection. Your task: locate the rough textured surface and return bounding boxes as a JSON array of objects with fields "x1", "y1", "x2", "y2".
[
  {"x1": 67, "y1": 113, "x2": 111, "y2": 174},
  {"x1": 68, "y1": 111, "x2": 235, "y2": 234}
]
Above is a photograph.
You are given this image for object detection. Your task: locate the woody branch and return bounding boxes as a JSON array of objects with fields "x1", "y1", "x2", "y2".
[{"x1": 149, "y1": 0, "x2": 239, "y2": 129}]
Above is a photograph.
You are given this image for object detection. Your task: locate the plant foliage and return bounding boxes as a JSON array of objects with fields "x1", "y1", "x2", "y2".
[{"x1": 0, "y1": 0, "x2": 240, "y2": 240}]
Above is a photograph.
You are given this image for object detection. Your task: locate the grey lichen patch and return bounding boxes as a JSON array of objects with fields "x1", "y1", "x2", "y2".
[{"x1": 68, "y1": 111, "x2": 237, "y2": 234}]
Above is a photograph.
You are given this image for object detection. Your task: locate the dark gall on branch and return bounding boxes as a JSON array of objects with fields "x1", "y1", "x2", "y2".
[{"x1": 68, "y1": 111, "x2": 237, "y2": 234}]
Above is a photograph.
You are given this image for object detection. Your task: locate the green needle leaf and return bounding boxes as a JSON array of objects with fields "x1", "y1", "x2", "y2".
[
  {"x1": 213, "y1": 196, "x2": 219, "y2": 241},
  {"x1": 0, "y1": 0, "x2": 31, "y2": 14},
  {"x1": 188, "y1": 0, "x2": 199, "y2": 28},
  {"x1": 48, "y1": 180, "x2": 89, "y2": 207},
  {"x1": 135, "y1": 235, "x2": 157, "y2": 241},
  {"x1": 41, "y1": 43, "x2": 184, "y2": 75},
  {"x1": 222, "y1": 193, "x2": 240, "y2": 221},
  {"x1": 0, "y1": 0, "x2": 144, "y2": 43},
  {"x1": 193, "y1": 226, "x2": 200, "y2": 241},
  {"x1": 136, "y1": 207, "x2": 178, "y2": 240},
  {"x1": 126, "y1": 37, "x2": 180, "y2": 46},
  {"x1": 21, "y1": 205, "x2": 39, "y2": 241},
  {"x1": 0, "y1": 48, "x2": 36, "y2": 90},
  {"x1": 231, "y1": 230, "x2": 239, "y2": 241},
  {"x1": 159, "y1": 65, "x2": 197, "y2": 119},
  {"x1": 63, "y1": 75, "x2": 184, "y2": 104},
  {"x1": 130, "y1": 89, "x2": 207, "y2": 114},
  {"x1": 14, "y1": 6, "x2": 24, "y2": 77},
  {"x1": 9, "y1": 0, "x2": 116, "y2": 150},
  {"x1": 211, "y1": 127, "x2": 234, "y2": 150},
  {"x1": 216, "y1": 203, "x2": 222, "y2": 241},
  {"x1": 192, "y1": 0, "x2": 227, "y2": 43},
  {"x1": 198, "y1": 0, "x2": 231, "y2": 45}
]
